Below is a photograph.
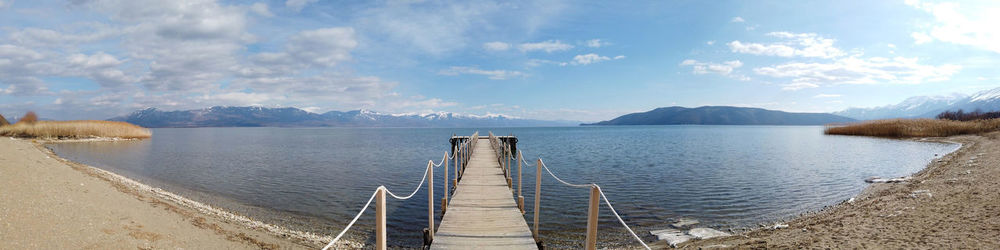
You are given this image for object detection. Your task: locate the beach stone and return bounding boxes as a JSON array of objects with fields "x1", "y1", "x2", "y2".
[
  {"x1": 688, "y1": 227, "x2": 731, "y2": 239},
  {"x1": 670, "y1": 218, "x2": 699, "y2": 228},
  {"x1": 772, "y1": 223, "x2": 789, "y2": 230},
  {"x1": 650, "y1": 228, "x2": 692, "y2": 247},
  {"x1": 909, "y1": 189, "x2": 932, "y2": 198}
]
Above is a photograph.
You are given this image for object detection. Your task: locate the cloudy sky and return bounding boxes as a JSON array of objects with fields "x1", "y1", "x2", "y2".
[{"x1": 0, "y1": 0, "x2": 998, "y2": 121}]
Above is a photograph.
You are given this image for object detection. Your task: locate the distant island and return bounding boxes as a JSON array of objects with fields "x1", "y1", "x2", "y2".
[
  {"x1": 110, "y1": 106, "x2": 580, "y2": 128},
  {"x1": 583, "y1": 106, "x2": 856, "y2": 126}
]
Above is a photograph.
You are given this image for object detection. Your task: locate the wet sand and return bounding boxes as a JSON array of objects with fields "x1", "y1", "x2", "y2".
[
  {"x1": 0, "y1": 137, "x2": 339, "y2": 249},
  {"x1": 674, "y1": 132, "x2": 1000, "y2": 249}
]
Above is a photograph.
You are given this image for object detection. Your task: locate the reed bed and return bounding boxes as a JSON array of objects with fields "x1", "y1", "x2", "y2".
[
  {"x1": 824, "y1": 118, "x2": 1000, "y2": 138},
  {"x1": 0, "y1": 120, "x2": 152, "y2": 139}
]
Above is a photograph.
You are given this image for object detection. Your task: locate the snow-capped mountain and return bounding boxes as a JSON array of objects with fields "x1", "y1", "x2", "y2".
[
  {"x1": 110, "y1": 106, "x2": 578, "y2": 128},
  {"x1": 834, "y1": 87, "x2": 1000, "y2": 120}
]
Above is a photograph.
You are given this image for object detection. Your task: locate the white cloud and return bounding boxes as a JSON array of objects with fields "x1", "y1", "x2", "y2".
[
  {"x1": 519, "y1": 40, "x2": 573, "y2": 53},
  {"x1": 755, "y1": 56, "x2": 961, "y2": 89},
  {"x1": 680, "y1": 59, "x2": 744, "y2": 76},
  {"x1": 65, "y1": 52, "x2": 134, "y2": 88},
  {"x1": 526, "y1": 59, "x2": 567, "y2": 67},
  {"x1": 250, "y1": 2, "x2": 274, "y2": 17},
  {"x1": 911, "y1": 32, "x2": 933, "y2": 44},
  {"x1": 906, "y1": 0, "x2": 1000, "y2": 53},
  {"x1": 781, "y1": 82, "x2": 819, "y2": 91},
  {"x1": 439, "y1": 66, "x2": 526, "y2": 80},
  {"x1": 813, "y1": 94, "x2": 841, "y2": 98},
  {"x1": 571, "y1": 53, "x2": 624, "y2": 65},
  {"x1": 284, "y1": 27, "x2": 357, "y2": 67},
  {"x1": 357, "y1": 1, "x2": 505, "y2": 55},
  {"x1": 731, "y1": 16, "x2": 745, "y2": 23},
  {"x1": 483, "y1": 41, "x2": 511, "y2": 51},
  {"x1": 706, "y1": 40, "x2": 715, "y2": 45},
  {"x1": 728, "y1": 32, "x2": 845, "y2": 59},
  {"x1": 585, "y1": 39, "x2": 608, "y2": 48},
  {"x1": 197, "y1": 92, "x2": 274, "y2": 105},
  {"x1": 7, "y1": 26, "x2": 120, "y2": 47},
  {"x1": 285, "y1": 0, "x2": 318, "y2": 12}
]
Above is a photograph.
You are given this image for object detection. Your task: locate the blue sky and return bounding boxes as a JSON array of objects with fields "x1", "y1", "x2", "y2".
[{"x1": 0, "y1": 0, "x2": 998, "y2": 122}]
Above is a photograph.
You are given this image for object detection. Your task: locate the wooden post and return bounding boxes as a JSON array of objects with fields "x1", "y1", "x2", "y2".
[
  {"x1": 506, "y1": 147, "x2": 512, "y2": 189},
  {"x1": 427, "y1": 161, "x2": 434, "y2": 240},
  {"x1": 376, "y1": 186, "x2": 386, "y2": 250},
  {"x1": 585, "y1": 185, "x2": 599, "y2": 250},
  {"x1": 518, "y1": 151, "x2": 524, "y2": 213},
  {"x1": 533, "y1": 158, "x2": 542, "y2": 240},
  {"x1": 455, "y1": 144, "x2": 465, "y2": 178},
  {"x1": 454, "y1": 145, "x2": 459, "y2": 180},
  {"x1": 442, "y1": 153, "x2": 448, "y2": 215}
]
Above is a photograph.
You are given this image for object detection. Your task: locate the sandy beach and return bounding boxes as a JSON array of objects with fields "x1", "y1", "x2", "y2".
[
  {"x1": 0, "y1": 137, "x2": 327, "y2": 249},
  {"x1": 675, "y1": 132, "x2": 1000, "y2": 249}
]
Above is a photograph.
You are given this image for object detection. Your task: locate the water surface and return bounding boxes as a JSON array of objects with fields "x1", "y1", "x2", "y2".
[{"x1": 47, "y1": 126, "x2": 958, "y2": 248}]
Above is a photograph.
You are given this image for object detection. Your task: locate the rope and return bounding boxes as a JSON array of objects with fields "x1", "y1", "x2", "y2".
[
  {"x1": 520, "y1": 154, "x2": 535, "y2": 167},
  {"x1": 385, "y1": 163, "x2": 430, "y2": 200},
  {"x1": 538, "y1": 159, "x2": 592, "y2": 188},
  {"x1": 321, "y1": 187, "x2": 380, "y2": 250},
  {"x1": 597, "y1": 185, "x2": 651, "y2": 250},
  {"x1": 432, "y1": 153, "x2": 447, "y2": 167}
]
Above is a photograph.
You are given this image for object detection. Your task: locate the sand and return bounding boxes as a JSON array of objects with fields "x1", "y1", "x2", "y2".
[
  {"x1": 673, "y1": 132, "x2": 1000, "y2": 249},
  {"x1": 0, "y1": 137, "x2": 330, "y2": 249}
]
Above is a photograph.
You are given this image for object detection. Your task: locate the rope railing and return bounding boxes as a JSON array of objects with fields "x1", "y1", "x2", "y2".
[
  {"x1": 520, "y1": 150, "x2": 652, "y2": 250},
  {"x1": 322, "y1": 132, "x2": 478, "y2": 250},
  {"x1": 322, "y1": 187, "x2": 380, "y2": 250}
]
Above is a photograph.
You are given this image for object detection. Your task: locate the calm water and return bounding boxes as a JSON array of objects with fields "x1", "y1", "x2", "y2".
[{"x1": 47, "y1": 126, "x2": 958, "y2": 248}]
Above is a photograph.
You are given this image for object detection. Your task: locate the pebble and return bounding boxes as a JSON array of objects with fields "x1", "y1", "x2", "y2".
[{"x1": 909, "y1": 190, "x2": 933, "y2": 198}]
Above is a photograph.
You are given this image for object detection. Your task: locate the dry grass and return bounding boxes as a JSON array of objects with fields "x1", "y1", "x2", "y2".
[
  {"x1": 825, "y1": 118, "x2": 1000, "y2": 138},
  {"x1": 0, "y1": 120, "x2": 151, "y2": 139},
  {"x1": 0, "y1": 114, "x2": 8, "y2": 126}
]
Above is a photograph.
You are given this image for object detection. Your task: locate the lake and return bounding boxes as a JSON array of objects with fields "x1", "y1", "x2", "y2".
[{"x1": 46, "y1": 126, "x2": 958, "y2": 248}]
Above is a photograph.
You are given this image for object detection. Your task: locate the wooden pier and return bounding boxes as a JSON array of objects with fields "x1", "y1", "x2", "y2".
[
  {"x1": 323, "y1": 132, "x2": 649, "y2": 250},
  {"x1": 431, "y1": 137, "x2": 536, "y2": 249}
]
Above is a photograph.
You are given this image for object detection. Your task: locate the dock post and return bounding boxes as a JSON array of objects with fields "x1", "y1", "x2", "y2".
[
  {"x1": 517, "y1": 151, "x2": 524, "y2": 213},
  {"x1": 533, "y1": 158, "x2": 542, "y2": 241},
  {"x1": 443, "y1": 153, "x2": 448, "y2": 215},
  {"x1": 376, "y1": 186, "x2": 386, "y2": 250},
  {"x1": 585, "y1": 185, "x2": 599, "y2": 250},
  {"x1": 453, "y1": 146, "x2": 458, "y2": 189},
  {"x1": 427, "y1": 161, "x2": 434, "y2": 241},
  {"x1": 506, "y1": 147, "x2": 512, "y2": 189},
  {"x1": 455, "y1": 145, "x2": 460, "y2": 180}
]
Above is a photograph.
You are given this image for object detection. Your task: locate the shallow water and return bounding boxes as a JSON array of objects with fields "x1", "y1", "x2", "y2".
[{"x1": 47, "y1": 126, "x2": 958, "y2": 248}]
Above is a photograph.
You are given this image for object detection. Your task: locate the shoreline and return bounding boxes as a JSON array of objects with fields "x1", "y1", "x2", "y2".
[
  {"x1": 0, "y1": 137, "x2": 358, "y2": 249},
  {"x1": 678, "y1": 132, "x2": 1000, "y2": 249}
]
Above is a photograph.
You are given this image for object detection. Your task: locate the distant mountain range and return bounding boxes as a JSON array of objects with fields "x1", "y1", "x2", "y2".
[
  {"x1": 834, "y1": 87, "x2": 1000, "y2": 120},
  {"x1": 110, "y1": 106, "x2": 579, "y2": 128},
  {"x1": 583, "y1": 106, "x2": 855, "y2": 126}
]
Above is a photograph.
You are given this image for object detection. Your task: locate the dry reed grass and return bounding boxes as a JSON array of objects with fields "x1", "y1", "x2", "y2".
[
  {"x1": 0, "y1": 114, "x2": 8, "y2": 126},
  {"x1": 824, "y1": 118, "x2": 1000, "y2": 138},
  {"x1": 0, "y1": 120, "x2": 152, "y2": 139}
]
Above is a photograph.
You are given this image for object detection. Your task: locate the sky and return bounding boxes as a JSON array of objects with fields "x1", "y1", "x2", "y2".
[{"x1": 0, "y1": 0, "x2": 998, "y2": 122}]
